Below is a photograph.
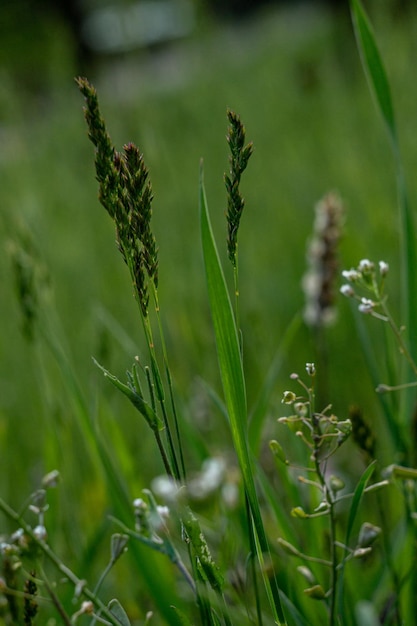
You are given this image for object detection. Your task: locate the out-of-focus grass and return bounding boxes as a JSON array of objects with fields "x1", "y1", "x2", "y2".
[
  {"x1": 0, "y1": 0, "x2": 410, "y2": 489},
  {"x1": 1, "y1": 1, "x2": 417, "y2": 618}
]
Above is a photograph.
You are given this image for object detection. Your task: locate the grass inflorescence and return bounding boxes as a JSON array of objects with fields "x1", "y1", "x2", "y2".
[
  {"x1": 224, "y1": 109, "x2": 253, "y2": 268},
  {"x1": 76, "y1": 77, "x2": 158, "y2": 319}
]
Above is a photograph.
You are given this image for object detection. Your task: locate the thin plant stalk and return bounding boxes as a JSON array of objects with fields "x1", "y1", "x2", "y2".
[
  {"x1": 0, "y1": 498, "x2": 122, "y2": 626},
  {"x1": 304, "y1": 375, "x2": 339, "y2": 625}
]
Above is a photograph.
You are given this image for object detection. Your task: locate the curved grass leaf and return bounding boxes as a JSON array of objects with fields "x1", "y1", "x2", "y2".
[
  {"x1": 93, "y1": 358, "x2": 162, "y2": 431},
  {"x1": 351, "y1": 0, "x2": 417, "y2": 414},
  {"x1": 350, "y1": 0, "x2": 396, "y2": 142},
  {"x1": 337, "y1": 460, "x2": 376, "y2": 620},
  {"x1": 171, "y1": 607, "x2": 194, "y2": 626},
  {"x1": 199, "y1": 165, "x2": 287, "y2": 625}
]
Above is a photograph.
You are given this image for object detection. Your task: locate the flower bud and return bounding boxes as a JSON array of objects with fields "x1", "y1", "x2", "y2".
[
  {"x1": 42, "y1": 470, "x2": 60, "y2": 489},
  {"x1": 277, "y1": 538, "x2": 300, "y2": 557},
  {"x1": 342, "y1": 269, "x2": 361, "y2": 282},
  {"x1": 358, "y1": 259, "x2": 374, "y2": 274},
  {"x1": 269, "y1": 440, "x2": 288, "y2": 465},
  {"x1": 358, "y1": 522, "x2": 381, "y2": 548},
  {"x1": 304, "y1": 585, "x2": 326, "y2": 600},
  {"x1": 33, "y1": 525, "x2": 47, "y2": 542},
  {"x1": 297, "y1": 566, "x2": 316, "y2": 585},
  {"x1": 379, "y1": 260, "x2": 389, "y2": 277},
  {"x1": 340, "y1": 284, "x2": 355, "y2": 297},
  {"x1": 358, "y1": 298, "x2": 375, "y2": 314},
  {"x1": 306, "y1": 362, "x2": 315, "y2": 376},
  {"x1": 282, "y1": 390, "x2": 296, "y2": 404},
  {"x1": 329, "y1": 475, "x2": 345, "y2": 492},
  {"x1": 291, "y1": 506, "x2": 308, "y2": 519}
]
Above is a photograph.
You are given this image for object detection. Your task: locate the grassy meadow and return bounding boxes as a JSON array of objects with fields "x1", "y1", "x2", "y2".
[{"x1": 1, "y1": 1, "x2": 417, "y2": 624}]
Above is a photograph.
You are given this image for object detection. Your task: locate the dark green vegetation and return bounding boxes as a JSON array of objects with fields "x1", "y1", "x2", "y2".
[{"x1": 1, "y1": 1, "x2": 417, "y2": 624}]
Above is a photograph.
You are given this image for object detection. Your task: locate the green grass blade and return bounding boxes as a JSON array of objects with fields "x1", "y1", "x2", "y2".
[
  {"x1": 199, "y1": 166, "x2": 287, "y2": 625},
  {"x1": 337, "y1": 460, "x2": 376, "y2": 620},
  {"x1": 350, "y1": 0, "x2": 396, "y2": 142},
  {"x1": 351, "y1": 0, "x2": 417, "y2": 402},
  {"x1": 41, "y1": 331, "x2": 183, "y2": 625},
  {"x1": 345, "y1": 461, "x2": 376, "y2": 555}
]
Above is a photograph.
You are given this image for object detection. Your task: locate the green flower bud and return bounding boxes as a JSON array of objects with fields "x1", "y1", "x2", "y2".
[
  {"x1": 304, "y1": 585, "x2": 326, "y2": 600},
  {"x1": 297, "y1": 566, "x2": 316, "y2": 585},
  {"x1": 358, "y1": 522, "x2": 381, "y2": 548},
  {"x1": 291, "y1": 506, "x2": 308, "y2": 519},
  {"x1": 329, "y1": 475, "x2": 345, "y2": 492},
  {"x1": 277, "y1": 538, "x2": 300, "y2": 557},
  {"x1": 282, "y1": 390, "x2": 296, "y2": 404},
  {"x1": 269, "y1": 440, "x2": 288, "y2": 465}
]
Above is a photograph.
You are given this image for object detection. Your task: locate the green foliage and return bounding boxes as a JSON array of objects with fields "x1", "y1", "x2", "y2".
[
  {"x1": 2, "y1": 3, "x2": 417, "y2": 625},
  {"x1": 200, "y1": 167, "x2": 286, "y2": 623},
  {"x1": 351, "y1": 0, "x2": 417, "y2": 394}
]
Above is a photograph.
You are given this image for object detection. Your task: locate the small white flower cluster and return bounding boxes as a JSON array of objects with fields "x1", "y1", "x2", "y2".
[
  {"x1": 152, "y1": 458, "x2": 240, "y2": 509},
  {"x1": 133, "y1": 495, "x2": 170, "y2": 537},
  {"x1": 340, "y1": 259, "x2": 389, "y2": 318}
]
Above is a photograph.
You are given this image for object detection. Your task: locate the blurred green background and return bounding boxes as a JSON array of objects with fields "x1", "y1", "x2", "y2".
[{"x1": 1, "y1": 0, "x2": 417, "y2": 619}]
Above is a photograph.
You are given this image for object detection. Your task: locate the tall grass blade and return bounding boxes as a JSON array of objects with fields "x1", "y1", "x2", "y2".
[
  {"x1": 351, "y1": 0, "x2": 417, "y2": 402},
  {"x1": 350, "y1": 0, "x2": 395, "y2": 141},
  {"x1": 199, "y1": 165, "x2": 287, "y2": 625},
  {"x1": 336, "y1": 460, "x2": 376, "y2": 620}
]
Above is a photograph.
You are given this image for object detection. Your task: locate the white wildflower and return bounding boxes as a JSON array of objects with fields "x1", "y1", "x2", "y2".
[
  {"x1": 358, "y1": 259, "x2": 374, "y2": 274},
  {"x1": 342, "y1": 269, "x2": 361, "y2": 282},
  {"x1": 340, "y1": 284, "x2": 355, "y2": 297},
  {"x1": 358, "y1": 298, "x2": 375, "y2": 314},
  {"x1": 306, "y1": 363, "x2": 316, "y2": 376},
  {"x1": 33, "y1": 525, "x2": 47, "y2": 542},
  {"x1": 379, "y1": 260, "x2": 389, "y2": 277}
]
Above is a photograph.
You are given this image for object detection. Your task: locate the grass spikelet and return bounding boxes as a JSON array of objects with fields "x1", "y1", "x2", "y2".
[
  {"x1": 76, "y1": 77, "x2": 158, "y2": 317},
  {"x1": 224, "y1": 109, "x2": 253, "y2": 267}
]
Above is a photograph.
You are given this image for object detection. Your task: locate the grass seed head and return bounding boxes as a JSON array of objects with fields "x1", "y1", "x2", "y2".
[
  {"x1": 303, "y1": 191, "x2": 344, "y2": 328},
  {"x1": 224, "y1": 109, "x2": 253, "y2": 266},
  {"x1": 77, "y1": 77, "x2": 158, "y2": 317}
]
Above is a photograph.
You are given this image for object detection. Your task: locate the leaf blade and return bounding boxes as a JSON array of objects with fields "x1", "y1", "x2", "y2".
[
  {"x1": 199, "y1": 166, "x2": 287, "y2": 625},
  {"x1": 351, "y1": 0, "x2": 396, "y2": 141}
]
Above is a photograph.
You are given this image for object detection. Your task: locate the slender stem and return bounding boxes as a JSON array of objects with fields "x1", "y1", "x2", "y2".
[
  {"x1": 328, "y1": 497, "x2": 338, "y2": 626},
  {"x1": 38, "y1": 563, "x2": 72, "y2": 626},
  {"x1": 0, "y1": 498, "x2": 121, "y2": 626},
  {"x1": 380, "y1": 298, "x2": 417, "y2": 379},
  {"x1": 153, "y1": 285, "x2": 187, "y2": 481},
  {"x1": 157, "y1": 397, "x2": 181, "y2": 480},
  {"x1": 308, "y1": 380, "x2": 339, "y2": 626},
  {"x1": 153, "y1": 426, "x2": 174, "y2": 478},
  {"x1": 233, "y1": 259, "x2": 241, "y2": 345}
]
